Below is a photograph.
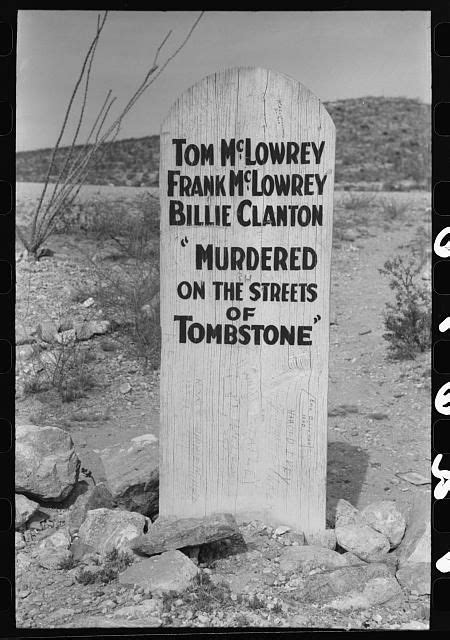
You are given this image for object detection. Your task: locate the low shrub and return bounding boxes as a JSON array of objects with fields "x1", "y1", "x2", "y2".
[
  {"x1": 23, "y1": 333, "x2": 96, "y2": 402},
  {"x1": 88, "y1": 258, "x2": 160, "y2": 369},
  {"x1": 76, "y1": 549, "x2": 133, "y2": 585},
  {"x1": 58, "y1": 191, "x2": 160, "y2": 261},
  {"x1": 343, "y1": 193, "x2": 375, "y2": 211},
  {"x1": 379, "y1": 254, "x2": 431, "y2": 359},
  {"x1": 379, "y1": 197, "x2": 409, "y2": 221}
]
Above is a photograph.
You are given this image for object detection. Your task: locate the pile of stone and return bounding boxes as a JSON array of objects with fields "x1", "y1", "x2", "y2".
[
  {"x1": 290, "y1": 497, "x2": 430, "y2": 610},
  {"x1": 15, "y1": 423, "x2": 430, "y2": 615},
  {"x1": 15, "y1": 423, "x2": 160, "y2": 569},
  {"x1": 17, "y1": 318, "x2": 111, "y2": 348}
]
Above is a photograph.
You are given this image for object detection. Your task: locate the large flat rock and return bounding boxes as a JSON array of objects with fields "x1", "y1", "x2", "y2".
[{"x1": 130, "y1": 512, "x2": 239, "y2": 556}]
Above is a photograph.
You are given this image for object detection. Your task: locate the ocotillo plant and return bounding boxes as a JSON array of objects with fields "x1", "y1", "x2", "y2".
[{"x1": 18, "y1": 10, "x2": 204, "y2": 259}]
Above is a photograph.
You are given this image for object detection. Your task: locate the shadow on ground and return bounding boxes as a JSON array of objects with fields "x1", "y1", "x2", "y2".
[{"x1": 326, "y1": 440, "x2": 369, "y2": 526}]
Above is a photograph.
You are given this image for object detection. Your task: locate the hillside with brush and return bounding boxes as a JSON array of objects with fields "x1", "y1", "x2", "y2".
[{"x1": 16, "y1": 97, "x2": 430, "y2": 190}]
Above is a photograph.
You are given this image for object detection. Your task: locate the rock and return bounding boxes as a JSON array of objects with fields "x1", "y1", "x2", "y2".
[
  {"x1": 290, "y1": 614, "x2": 310, "y2": 626},
  {"x1": 361, "y1": 500, "x2": 406, "y2": 549},
  {"x1": 37, "y1": 529, "x2": 72, "y2": 569},
  {"x1": 15, "y1": 493, "x2": 39, "y2": 529},
  {"x1": 74, "y1": 320, "x2": 110, "y2": 341},
  {"x1": 274, "y1": 526, "x2": 291, "y2": 536},
  {"x1": 82, "y1": 297, "x2": 95, "y2": 308},
  {"x1": 216, "y1": 569, "x2": 262, "y2": 595},
  {"x1": 78, "y1": 508, "x2": 147, "y2": 556},
  {"x1": 16, "y1": 551, "x2": 32, "y2": 573},
  {"x1": 16, "y1": 326, "x2": 35, "y2": 345},
  {"x1": 119, "y1": 382, "x2": 132, "y2": 394},
  {"x1": 15, "y1": 424, "x2": 80, "y2": 502},
  {"x1": 98, "y1": 436, "x2": 159, "y2": 518},
  {"x1": 111, "y1": 599, "x2": 163, "y2": 619},
  {"x1": 399, "y1": 621, "x2": 429, "y2": 630},
  {"x1": 367, "y1": 412, "x2": 389, "y2": 420},
  {"x1": 17, "y1": 344, "x2": 34, "y2": 362},
  {"x1": 399, "y1": 520, "x2": 430, "y2": 566},
  {"x1": 68, "y1": 481, "x2": 116, "y2": 533},
  {"x1": 38, "y1": 350, "x2": 59, "y2": 369},
  {"x1": 197, "y1": 613, "x2": 210, "y2": 624},
  {"x1": 58, "y1": 318, "x2": 74, "y2": 332},
  {"x1": 335, "y1": 523, "x2": 390, "y2": 560},
  {"x1": 73, "y1": 448, "x2": 106, "y2": 486},
  {"x1": 396, "y1": 563, "x2": 430, "y2": 595},
  {"x1": 361, "y1": 552, "x2": 399, "y2": 574},
  {"x1": 281, "y1": 531, "x2": 305, "y2": 546},
  {"x1": 55, "y1": 329, "x2": 76, "y2": 345},
  {"x1": 130, "y1": 512, "x2": 240, "y2": 556},
  {"x1": 39, "y1": 528, "x2": 71, "y2": 549},
  {"x1": 48, "y1": 607, "x2": 75, "y2": 621},
  {"x1": 36, "y1": 321, "x2": 58, "y2": 343},
  {"x1": 69, "y1": 540, "x2": 95, "y2": 562},
  {"x1": 396, "y1": 471, "x2": 429, "y2": 485},
  {"x1": 334, "y1": 499, "x2": 364, "y2": 528},
  {"x1": 79, "y1": 616, "x2": 161, "y2": 628},
  {"x1": 278, "y1": 545, "x2": 348, "y2": 574},
  {"x1": 15, "y1": 532, "x2": 26, "y2": 550},
  {"x1": 396, "y1": 494, "x2": 430, "y2": 566},
  {"x1": 341, "y1": 551, "x2": 366, "y2": 566},
  {"x1": 27, "y1": 509, "x2": 49, "y2": 529},
  {"x1": 119, "y1": 550, "x2": 199, "y2": 593},
  {"x1": 325, "y1": 575, "x2": 403, "y2": 611},
  {"x1": 304, "y1": 529, "x2": 336, "y2": 550},
  {"x1": 300, "y1": 562, "x2": 393, "y2": 604}
]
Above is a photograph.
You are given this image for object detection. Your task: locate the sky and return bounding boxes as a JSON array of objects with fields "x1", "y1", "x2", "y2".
[{"x1": 16, "y1": 10, "x2": 431, "y2": 152}]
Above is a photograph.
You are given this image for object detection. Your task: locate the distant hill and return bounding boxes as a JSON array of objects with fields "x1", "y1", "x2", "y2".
[{"x1": 16, "y1": 97, "x2": 430, "y2": 190}]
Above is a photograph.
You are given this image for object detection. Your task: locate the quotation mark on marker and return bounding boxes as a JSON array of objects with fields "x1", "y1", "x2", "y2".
[
  {"x1": 313, "y1": 315, "x2": 321, "y2": 324},
  {"x1": 181, "y1": 237, "x2": 189, "y2": 247},
  {"x1": 439, "y1": 317, "x2": 450, "y2": 333}
]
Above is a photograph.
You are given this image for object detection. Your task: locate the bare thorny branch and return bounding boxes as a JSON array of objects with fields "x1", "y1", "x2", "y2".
[{"x1": 23, "y1": 10, "x2": 205, "y2": 256}]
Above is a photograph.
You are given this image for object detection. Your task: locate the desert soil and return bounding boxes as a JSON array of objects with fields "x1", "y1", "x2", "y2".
[{"x1": 15, "y1": 183, "x2": 431, "y2": 629}]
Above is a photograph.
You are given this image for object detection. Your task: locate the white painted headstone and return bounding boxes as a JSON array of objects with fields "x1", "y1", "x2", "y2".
[{"x1": 159, "y1": 67, "x2": 335, "y2": 531}]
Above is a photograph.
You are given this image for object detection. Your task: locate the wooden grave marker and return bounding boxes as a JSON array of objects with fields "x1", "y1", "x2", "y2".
[{"x1": 159, "y1": 67, "x2": 335, "y2": 532}]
